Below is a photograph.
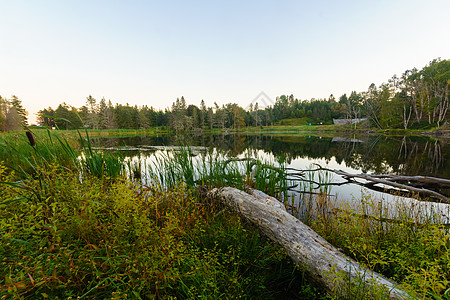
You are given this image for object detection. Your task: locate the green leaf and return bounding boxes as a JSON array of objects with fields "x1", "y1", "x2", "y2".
[{"x1": 0, "y1": 197, "x2": 29, "y2": 205}]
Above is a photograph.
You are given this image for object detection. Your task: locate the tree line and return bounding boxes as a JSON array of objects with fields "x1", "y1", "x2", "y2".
[
  {"x1": 1, "y1": 58, "x2": 448, "y2": 132},
  {"x1": 0, "y1": 95, "x2": 28, "y2": 131}
]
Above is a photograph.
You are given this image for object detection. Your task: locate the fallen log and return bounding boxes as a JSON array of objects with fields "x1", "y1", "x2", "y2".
[
  {"x1": 332, "y1": 170, "x2": 449, "y2": 203},
  {"x1": 368, "y1": 174, "x2": 450, "y2": 187},
  {"x1": 209, "y1": 187, "x2": 412, "y2": 299}
]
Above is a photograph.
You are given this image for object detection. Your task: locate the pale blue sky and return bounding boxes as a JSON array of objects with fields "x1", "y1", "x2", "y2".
[{"x1": 1, "y1": 0, "x2": 449, "y2": 123}]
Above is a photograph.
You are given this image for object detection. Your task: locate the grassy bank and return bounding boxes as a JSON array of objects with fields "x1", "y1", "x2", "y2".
[
  {"x1": 0, "y1": 131, "x2": 326, "y2": 299},
  {"x1": 237, "y1": 124, "x2": 449, "y2": 137},
  {"x1": 1, "y1": 165, "x2": 323, "y2": 299},
  {"x1": 1, "y1": 130, "x2": 449, "y2": 298},
  {"x1": 17, "y1": 121, "x2": 450, "y2": 139},
  {"x1": 300, "y1": 193, "x2": 450, "y2": 299}
]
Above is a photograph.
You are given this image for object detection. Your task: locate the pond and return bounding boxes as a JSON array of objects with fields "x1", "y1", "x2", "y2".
[{"x1": 91, "y1": 132, "x2": 450, "y2": 223}]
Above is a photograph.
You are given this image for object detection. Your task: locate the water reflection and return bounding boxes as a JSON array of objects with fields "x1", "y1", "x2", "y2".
[
  {"x1": 91, "y1": 133, "x2": 450, "y2": 223},
  {"x1": 91, "y1": 133, "x2": 450, "y2": 179}
]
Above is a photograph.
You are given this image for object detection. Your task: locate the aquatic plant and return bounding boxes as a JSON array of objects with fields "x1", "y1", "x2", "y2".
[{"x1": 143, "y1": 145, "x2": 292, "y2": 202}]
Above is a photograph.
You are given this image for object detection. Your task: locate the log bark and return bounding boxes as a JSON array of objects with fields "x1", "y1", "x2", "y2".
[
  {"x1": 367, "y1": 174, "x2": 450, "y2": 187},
  {"x1": 210, "y1": 187, "x2": 411, "y2": 299}
]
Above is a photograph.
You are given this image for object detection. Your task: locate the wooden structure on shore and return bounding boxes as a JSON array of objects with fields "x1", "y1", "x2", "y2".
[{"x1": 333, "y1": 118, "x2": 367, "y2": 125}]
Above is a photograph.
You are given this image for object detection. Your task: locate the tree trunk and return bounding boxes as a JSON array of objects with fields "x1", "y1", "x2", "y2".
[{"x1": 209, "y1": 187, "x2": 411, "y2": 299}]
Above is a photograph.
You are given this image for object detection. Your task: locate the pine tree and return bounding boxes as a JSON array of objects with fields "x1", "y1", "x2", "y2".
[
  {"x1": 0, "y1": 95, "x2": 28, "y2": 131},
  {"x1": 86, "y1": 95, "x2": 99, "y2": 129},
  {"x1": 200, "y1": 99, "x2": 207, "y2": 129}
]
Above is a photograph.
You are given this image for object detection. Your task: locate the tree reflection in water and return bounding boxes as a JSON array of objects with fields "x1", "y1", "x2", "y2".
[
  {"x1": 91, "y1": 133, "x2": 449, "y2": 180},
  {"x1": 90, "y1": 133, "x2": 449, "y2": 219}
]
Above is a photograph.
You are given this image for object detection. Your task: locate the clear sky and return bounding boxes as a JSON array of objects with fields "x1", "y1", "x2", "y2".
[{"x1": 1, "y1": 0, "x2": 449, "y2": 124}]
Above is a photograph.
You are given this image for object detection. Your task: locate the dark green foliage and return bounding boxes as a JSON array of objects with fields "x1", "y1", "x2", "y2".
[{"x1": 53, "y1": 103, "x2": 83, "y2": 130}]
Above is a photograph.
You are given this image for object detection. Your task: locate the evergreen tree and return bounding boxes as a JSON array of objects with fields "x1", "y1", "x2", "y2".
[
  {"x1": 38, "y1": 107, "x2": 56, "y2": 127},
  {"x1": 54, "y1": 103, "x2": 81, "y2": 130},
  {"x1": 200, "y1": 99, "x2": 207, "y2": 129},
  {"x1": 0, "y1": 96, "x2": 8, "y2": 131},
  {"x1": 98, "y1": 98, "x2": 108, "y2": 129},
  {"x1": 85, "y1": 95, "x2": 99, "y2": 129},
  {"x1": 0, "y1": 95, "x2": 28, "y2": 131},
  {"x1": 9, "y1": 95, "x2": 28, "y2": 127}
]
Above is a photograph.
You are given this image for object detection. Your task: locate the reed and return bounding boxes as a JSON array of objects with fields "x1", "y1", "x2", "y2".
[
  {"x1": 0, "y1": 128, "x2": 125, "y2": 181},
  {"x1": 146, "y1": 147, "x2": 246, "y2": 190},
  {"x1": 143, "y1": 146, "x2": 292, "y2": 202},
  {"x1": 0, "y1": 129, "x2": 80, "y2": 177}
]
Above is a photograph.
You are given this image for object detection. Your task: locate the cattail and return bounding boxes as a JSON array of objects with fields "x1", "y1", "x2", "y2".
[{"x1": 26, "y1": 131, "x2": 35, "y2": 147}]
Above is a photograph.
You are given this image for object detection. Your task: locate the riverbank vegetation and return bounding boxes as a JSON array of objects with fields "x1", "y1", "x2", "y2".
[
  {"x1": 144, "y1": 145, "x2": 450, "y2": 298},
  {"x1": 1, "y1": 170, "x2": 324, "y2": 299},
  {"x1": 297, "y1": 192, "x2": 450, "y2": 299},
  {"x1": 1, "y1": 130, "x2": 326, "y2": 299},
  {"x1": 2, "y1": 130, "x2": 449, "y2": 298}
]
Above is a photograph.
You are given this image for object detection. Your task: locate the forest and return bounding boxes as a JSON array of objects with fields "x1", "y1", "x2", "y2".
[{"x1": 1, "y1": 58, "x2": 448, "y2": 131}]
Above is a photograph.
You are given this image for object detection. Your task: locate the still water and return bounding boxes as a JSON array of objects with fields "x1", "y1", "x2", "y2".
[{"x1": 92, "y1": 133, "x2": 450, "y2": 222}]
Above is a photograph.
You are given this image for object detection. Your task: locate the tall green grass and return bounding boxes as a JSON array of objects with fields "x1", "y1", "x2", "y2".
[
  {"x1": 78, "y1": 130, "x2": 124, "y2": 180},
  {"x1": 144, "y1": 146, "x2": 291, "y2": 201},
  {"x1": 0, "y1": 130, "x2": 80, "y2": 176},
  {"x1": 0, "y1": 129, "x2": 124, "y2": 182}
]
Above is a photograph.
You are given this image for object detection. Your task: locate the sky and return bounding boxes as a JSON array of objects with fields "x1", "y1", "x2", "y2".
[{"x1": 1, "y1": 0, "x2": 449, "y2": 124}]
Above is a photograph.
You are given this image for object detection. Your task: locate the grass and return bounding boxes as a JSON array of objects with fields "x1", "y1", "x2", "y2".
[
  {"x1": 145, "y1": 146, "x2": 291, "y2": 200},
  {"x1": 0, "y1": 130, "x2": 328, "y2": 299},
  {"x1": 0, "y1": 129, "x2": 125, "y2": 181},
  {"x1": 1, "y1": 165, "x2": 326, "y2": 298},
  {"x1": 0, "y1": 130, "x2": 79, "y2": 176},
  {"x1": 303, "y1": 192, "x2": 450, "y2": 299}
]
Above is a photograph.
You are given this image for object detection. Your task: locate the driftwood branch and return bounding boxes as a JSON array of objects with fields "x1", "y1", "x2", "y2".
[
  {"x1": 289, "y1": 164, "x2": 450, "y2": 203},
  {"x1": 368, "y1": 174, "x2": 450, "y2": 187},
  {"x1": 225, "y1": 159, "x2": 449, "y2": 202},
  {"x1": 332, "y1": 170, "x2": 449, "y2": 203},
  {"x1": 210, "y1": 187, "x2": 411, "y2": 299}
]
